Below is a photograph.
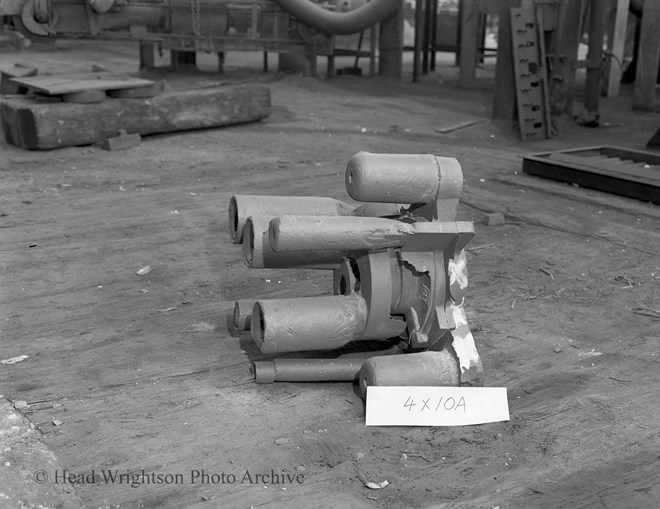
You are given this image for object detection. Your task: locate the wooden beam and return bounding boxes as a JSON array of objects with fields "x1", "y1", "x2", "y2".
[
  {"x1": 458, "y1": 0, "x2": 480, "y2": 88},
  {"x1": 492, "y1": 0, "x2": 519, "y2": 122},
  {"x1": 0, "y1": 84, "x2": 271, "y2": 150},
  {"x1": 632, "y1": 0, "x2": 660, "y2": 111},
  {"x1": 603, "y1": 0, "x2": 630, "y2": 97},
  {"x1": 378, "y1": 5, "x2": 404, "y2": 79},
  {"x1": 548, "y1": 0, "x2": 584, "y2": 116}
]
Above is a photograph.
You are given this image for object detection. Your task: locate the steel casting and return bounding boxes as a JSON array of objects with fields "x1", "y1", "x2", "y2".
[{"x1": 227, "y1": 152, "x2": 484, "y2": 394}]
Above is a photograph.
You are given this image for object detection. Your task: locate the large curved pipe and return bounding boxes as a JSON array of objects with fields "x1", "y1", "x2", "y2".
[{"x1": 272, "y1": 0, "x2": 401, "y2": 35}]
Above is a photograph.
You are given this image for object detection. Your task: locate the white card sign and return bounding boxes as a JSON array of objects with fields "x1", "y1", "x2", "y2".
[{"x1": 366, "y1": 386, "x2": 510, "y2": 426}]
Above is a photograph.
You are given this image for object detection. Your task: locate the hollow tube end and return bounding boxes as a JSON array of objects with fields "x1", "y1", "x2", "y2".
[
  {"x1": 228, "y1": 196, "x2": 241, "y2": 244},
  {"x1": 242, "y1": 218, "x2": 257, "y2": 267},
  {"x1": 267, "y1": 217, "x2": 282, "y2": 252},
  {"x1": 250, "y1": 302, "x2": 266, "y2": 350},
  {"x1": 252, "y1": 361, "x2": 276, "y2": 383},
  {"x1": 233, "y1": 301, "x2": 252, "y2": 331}
]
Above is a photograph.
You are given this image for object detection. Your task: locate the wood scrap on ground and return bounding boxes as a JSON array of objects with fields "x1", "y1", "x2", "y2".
[{"x1": 0, "y1": 84, "x2": 271, "y2": 149}]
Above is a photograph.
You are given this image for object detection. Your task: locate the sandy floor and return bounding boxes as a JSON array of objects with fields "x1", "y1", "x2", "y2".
[{"x1": 1, "y1": 39, "x2": 659, "y2": 509}]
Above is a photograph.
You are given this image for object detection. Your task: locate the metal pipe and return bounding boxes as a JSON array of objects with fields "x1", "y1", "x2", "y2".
[
  {"x1": 228, "y1": 195, "x2": 355, "y2": 244},
  {"x1": 358, "y1": 350, "x2": 460, "y2": 399},
  {"x1": 242, "y1": 216, "x2": 344, "y2": 269},
  {"x1": 271, "y1": 0, "x2": 401, "y2": 35},
  {"x1": 345, "y1": 152, "x2": 463, "y2": 204},
  {"x1": 269, "y1": 215, "x2": 414, "y2": 252},
  {"x1": 251, "y1": 295, "x2": 369, "y2": 353},
  {"x1": 252, "y1": 358, "x2": 365, "y2": 383}
]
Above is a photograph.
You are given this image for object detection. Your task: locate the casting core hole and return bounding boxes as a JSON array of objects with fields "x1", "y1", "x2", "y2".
[
  {"x1": 254, "y1": 303, "x2": 266, "y2": 343},
  {"x1": 232, "y1": 302, "x2": 241, "y2": 329},
  {"x1": 339, "y1": 275, "x2": 347, "y2": 295},
  {"x1": 244, "y1": 220, "x2": 254, "y2": 265},
  {"x1": 229, "y1": 197, "x2": 238, "y2": 241}
]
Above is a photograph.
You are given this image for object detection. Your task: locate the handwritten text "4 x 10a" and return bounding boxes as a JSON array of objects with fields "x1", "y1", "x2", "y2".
[{"x1": 403, "y1": 395, "x2": 467, "y2": 412}]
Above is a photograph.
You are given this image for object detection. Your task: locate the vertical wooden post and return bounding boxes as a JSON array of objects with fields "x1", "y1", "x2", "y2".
[
  {"x1": 139, "y1": 42, "x2": 155, "y2": 70},
  {"x1": 584, "y1": 0, "x2": 607, "y2": 116},
  {"x1": 492, "y1": 0, "x2": 519, "y2": 122},
  {"x1": 458, "y1": 0, "x2": 480, "y2": 88},
  {"x1": 378, "y1": 3, "x2": 404, "y2": 79},
  {"x1": 413, "y1": 0, "x2": 424, "y2": 82},
  {"x1": 603, "y1": 0, "x2": 630, "y2": 97},
  {"x1": 633, "y1": 0, "x2": 660, "y2": 111},
  {"x1": 548, "y1": 0, "x2": 584, "y2": 116}
]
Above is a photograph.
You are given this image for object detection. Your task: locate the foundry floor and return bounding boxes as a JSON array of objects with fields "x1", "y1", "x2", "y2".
[{"x1": 1, "y1": 39, "x2": 659, "y2": 509}]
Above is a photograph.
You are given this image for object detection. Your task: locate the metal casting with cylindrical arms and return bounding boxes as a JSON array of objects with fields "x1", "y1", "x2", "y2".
[{"x1": 227, "y1": 151, "x2": 484, "y2": 397}]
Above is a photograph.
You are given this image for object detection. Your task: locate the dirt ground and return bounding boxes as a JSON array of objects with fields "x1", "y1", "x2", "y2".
[{"x1": 1, "y1": 40, "x2": 659, "y2": 509}]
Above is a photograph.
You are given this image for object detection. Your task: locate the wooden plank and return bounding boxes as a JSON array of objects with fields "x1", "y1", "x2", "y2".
[
  {"x1": 0, "y1": 84, "x2": 271, "y2": 150},
  {"x1": 510, "y1": 5, "x2": 551, "y2": 140},
  {"x1": 10, "y1": 73, "x2": 155, "y2": 95},
  {"x1": 458, "y1": 0, "x2": 480, "y2": 88},
  {"x1": 603, "y1": 0, "x2": 630, "y2": 97},
  {"x1": 633, "y1": 0, "x2": 660, "y2": 110}
]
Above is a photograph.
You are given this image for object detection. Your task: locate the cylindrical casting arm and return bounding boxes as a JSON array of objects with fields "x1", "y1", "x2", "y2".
[
  {"x1": 345, "y1": 152, "x2": 463, "y2": 204},
  {"x1": 252, "y1": 358, "x2": 365, "y2": 383},
  {"x1": 358, "y1": 350, "x2": 460, "y2": 399},
  {"x1": 243, "y1": 216, "x2": 345, "y2": 269},
  {"x1": 251, "y1": 295, "x2": 369, "y2": 353},
  {"x1": 269, "y1": 215, "x2": 414, "y2": 252},
  {"x1": 229, "y1": 195, "x2": 355, "y2": 244}
]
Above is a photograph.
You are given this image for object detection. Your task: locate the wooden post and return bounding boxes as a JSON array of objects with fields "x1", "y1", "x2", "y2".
[
  {"x1": 603, "y1": 0, "x2": 630, "y2": 97},
  {"x1": 139, "y1": 42, "x2": 155, "y2": 70},
  {"x1": 413, "y1": 0, "x2": 424, "y2": 82},
  {"x1": 548, "y1": 0, "x2": 584, "y2": 116},
  {"x1": 378, "y1": 3, "x2": 404, "y2": 79},
  {"x1": 458, "y1": 0, "x2": 480, "y2": 88},
  {"x1": 633, "y1": 0, "x2": 660, "y2": 111},
  {"x1": 492, "y1": 0, "x2": 519, "y2": 122},
  {"x1": 584, "y1": 0, "x2": 607, "y2": 116}
]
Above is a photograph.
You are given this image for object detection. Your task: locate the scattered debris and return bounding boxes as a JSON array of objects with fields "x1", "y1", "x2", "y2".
[
  {"x1": 14, "y1": 400, "x2": 28, "y2": 409},
  {"x1": 189, "y1": 322, "x2": 215, "y2": 332},
  {"x1": 274, "y1": 437, "x2": 289, "y2": 445},
  {"x1": 52, "y1": 419, "x2": 63, "y2": 426},
  {"x1": 482, "y1": 212, "x2": 505, "y2": 226},
  {"x1": 357, "y1": 471, "x2": 389, "y2": 489},
  {"x1": 435, "y1": 119, "x2": 483, "y2": 134},
  {"x1": 1, "y1": 355, "x2": 28, "y2": 365},
  {"x1": 577, "y1": 349, "x2": 602, "y2": 358},
  {"x1": 467, "y1": 243, "x2": 496, "y2": 253},
  {"x1": 157, "y1": 307, "x2": 177, "y2": 313},
  {"x1": 539, "y1": 268, "x2": 555, "y2": 280},
  {"x1": 367, "y1": 480, "x2": 389, "y2": 489},
  {"x1": 136, "y1": 265, "x2": 152, "y2": 276},
  {"x1": 97, "y1": 129, "x2": 141, "y2": 151},
  {"x1": 632, "y1": 307, "x2": 660, "y2": 319}
]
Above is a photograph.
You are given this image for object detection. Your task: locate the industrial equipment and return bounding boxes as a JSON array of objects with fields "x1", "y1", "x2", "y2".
[
  {"x1": 0, "y1": 0, "x2": 400, "y2": 57},
  {"x1": 229, "y1": 152, "x2": 484, "y2": 398}
]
